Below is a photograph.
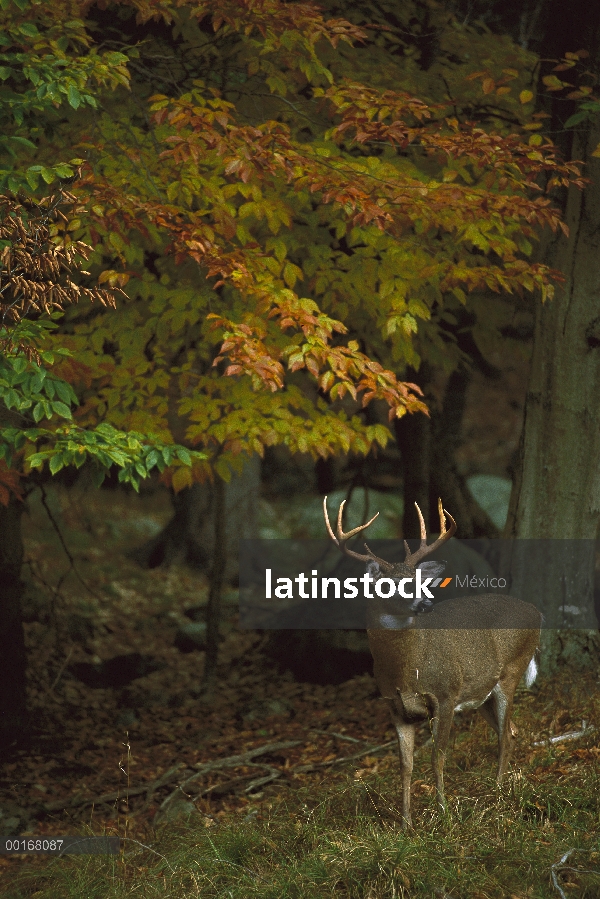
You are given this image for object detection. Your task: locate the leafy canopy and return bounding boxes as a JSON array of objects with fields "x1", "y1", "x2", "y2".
[{"x1": 21, "y1": 0, "x2": 583, "y2": 488}]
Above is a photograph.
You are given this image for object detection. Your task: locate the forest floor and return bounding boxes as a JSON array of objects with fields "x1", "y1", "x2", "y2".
[{"x1": 0, "y1": 476, "x2": 598, "y2": 898}]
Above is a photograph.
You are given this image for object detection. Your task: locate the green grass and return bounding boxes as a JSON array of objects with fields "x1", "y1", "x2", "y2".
[{"x1": 6, "y1": 744, "x2": 599, "y2": 899}]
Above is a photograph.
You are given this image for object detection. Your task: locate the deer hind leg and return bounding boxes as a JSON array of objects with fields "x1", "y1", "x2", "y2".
[
  {"x1": 430, "y1": 701, "x2": 454, "y2": 815},
  {"x1": 477, "y1": 693, "x2": 500, "y2": 735},
  {"x1": 490, "y1": 681, "x2": 516, "y2": 780},
  {"x1": 387, "y1": 699, "x2": 415, "y2": 829}
]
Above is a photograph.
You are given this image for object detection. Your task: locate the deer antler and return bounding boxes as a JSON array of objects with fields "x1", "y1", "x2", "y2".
[
  {"x1": 323, "y1": 496, "x2": 389, "y2": 565},
  {"x1": 403, "y1": 498, "x2": 457, "y2": 566}
]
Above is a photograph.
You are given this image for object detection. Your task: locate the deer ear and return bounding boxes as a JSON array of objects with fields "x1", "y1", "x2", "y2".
[
  {"x1": 417, "y1": 560, "x2": 446, "y2": 577},
  {"x1": 367, "y1": 560, "x2": 382, "y2": 578}
]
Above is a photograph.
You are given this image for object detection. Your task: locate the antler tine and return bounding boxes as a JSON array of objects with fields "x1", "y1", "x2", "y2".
[
  {"x1": 404, "y1": 497, "x2": 457, "y2": 566},
  {"x1": 438, "y1": 497, "x2": 457, "y2": 539},
  {"x1": 336, "y1": 500, "x2": 380, "y2": 542},
  {"x1": 323, "y1": 496, "x2": 385, "y2": 564},
  {"x1": 415, "y1": 502, "x2": 427, "y2": 545},
  {"x1": 404, "y1": 501, "x2": 427, "y2": 559},
  {"x1": 323, "y1": 496, "x2": 339, "y2": 544}
]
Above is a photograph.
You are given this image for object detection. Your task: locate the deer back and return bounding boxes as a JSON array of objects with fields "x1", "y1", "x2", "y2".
[{"x1": 367, "y1": 593, "x2": 541, "y2": 705}]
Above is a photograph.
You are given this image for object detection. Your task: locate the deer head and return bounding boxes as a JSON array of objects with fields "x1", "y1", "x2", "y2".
[{"x1": 323, "y1": 496, "x2": 456, "y2": 619}]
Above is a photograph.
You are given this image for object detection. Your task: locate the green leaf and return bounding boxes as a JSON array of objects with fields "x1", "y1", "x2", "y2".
[
  {"x1": 161, "y1": 446, "x2": 174, "y2": 466},
  {"x1": 564, "y1": 110, "x2": 590, "y2": 128},
  {"x1": 145, "y1": 449, "x2": 159, "y2": 469},
  {"x1": 32, "y1": 401, "x2": 44, "y2": 423},
  {"x1": 175, "y1": 446, "x2": 192, "y2": 465},
  {"x1": 18, "y1": 22, "x2": 39, "y2": 37},
  {"x1": 11, "y1": 357, "x2": 26, "y2": 375},
  {"x1": 54, "y1": 379, "x2": 74, "y2": 405},
  {"x1": 25, "y1": 169, "x2": 39, "y2": 190},
  {"x1": 67, "y1": 85, "x2": 81, "y2": 109},
  {"x1": 51, "y1": 400, "x2": 72, "y2": 419},
  {"x1": 49, "y1": 453, "x2": 65, "y2": 475},
  {"x1": 91, "y1": 468, "x2": 106, "y2": 488},
  {"x1": 53, "y1": 163, "x2": 74, "y2": 178},
  {"x1": 30, "y1": 370, "x2": 45, "y2": 393},
  {"x1": 7, "y1": 136, "x2": 35, "y2": 149},
  {"x1": 40, "y1": 167, "x2": 55, "y2": 184},
  {"x1": 4, "y1": 388, "x2": 19, "y2": 409}
]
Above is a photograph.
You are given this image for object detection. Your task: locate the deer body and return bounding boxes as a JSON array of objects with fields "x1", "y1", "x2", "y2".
[{"x1": 323, "y1": 497, "x2": 541, "y2": 828}]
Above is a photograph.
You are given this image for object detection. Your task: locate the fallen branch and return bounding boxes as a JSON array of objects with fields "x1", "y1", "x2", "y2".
[
  {"x1": 198, "y1": 763, "x2": 283, "y2": 798},
  {"x1": 533, "y1": 721, "x2": 594, "y2": 747},
  {"x1": 550, "y1": 847, "x2": 596, "y2": 898},
  {"x1": 42, "y1": 740, "x2": 302, "y2": 815},
  {"x1": 293, "y1": 736, "x2": 434, "y2": 774},
  {"x1": 311, "y1": 729, "x2": 363, "y2": 743},
  {"x1": 42, "y1": 763, "x2": 186, "y2": 813},
  {"x1": 41, "y1": 735, "x2": 416, "y2": 818},
  {"x1": 157, "y1": 741, "x2": 301, "y2": 812}
]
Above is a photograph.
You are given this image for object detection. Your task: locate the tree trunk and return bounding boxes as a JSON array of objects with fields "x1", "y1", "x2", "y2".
[
  {"x1": 130, "y1": 455, "x2": 260, "y2": 583},
  {"x1": 504, "y1": 111, "x2": 600, "y2": 671},
  {"x1": 200, "y1": 475, "x2": 226, "y2": 698},
  {"x1": 395, "y1": 365, "x2": 433, "y2": 535},
  {"x1": 430, "y1": 366, "x2": 500, "y2": 539},
  {"x1": 396, "y1": 363, "x2": 499, "y2": 539},
  {"x1": 0, "y1": 497, "x2": 27, "y2": 748}
]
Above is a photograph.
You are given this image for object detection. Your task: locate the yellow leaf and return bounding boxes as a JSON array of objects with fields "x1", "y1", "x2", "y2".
[
  {"x1": 528, "y1": 134, "x2": 543, "y2": 147},
  {"x1": 320, "y1": 370, "x2": 335, "y2": 393},
  {"x1": 519, "y1": 90, "x2": 534, "y2": 104},
  {"x1": 283, "y1": 262, "x2": 299, "y2": 288},
  {"x1": 98, "y1": 269, "x2": 116, "y2": 284},
  {"x1": 215, "y1": 458, "x2": 232, "y2": 482},
  {"x1": 591, "y1": 142, "x2": 600, "y2": 158},
  {"x1": 172, "y1": 466, "x2": 193, "y2": 492},
  {"x1": 442, "y1": 169, "x2": 458, "y2": 182},
  {"x1": 542, "y1": 74, "x2": 568, "y2": 91}
]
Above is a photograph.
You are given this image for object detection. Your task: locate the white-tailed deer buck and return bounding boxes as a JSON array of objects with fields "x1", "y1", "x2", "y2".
[{"x1": 323, "y1": 496, "x2": 541, "y2": 828}]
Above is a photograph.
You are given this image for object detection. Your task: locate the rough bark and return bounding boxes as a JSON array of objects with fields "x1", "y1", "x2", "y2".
[
  {"x1": 0, "y1": 497, "x2": 28, "y2": 748},
  {"x1": 504, "y1": 104, "x2": 600, "y2": 669}
]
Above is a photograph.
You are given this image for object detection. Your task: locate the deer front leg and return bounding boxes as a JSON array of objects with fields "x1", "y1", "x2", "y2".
[
  {"x1": 387, "y1": 699, "x2": 415, "y2": 829},
  {"x1": 430, "y1": 701, "x2": 454, "y2": 815}
]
